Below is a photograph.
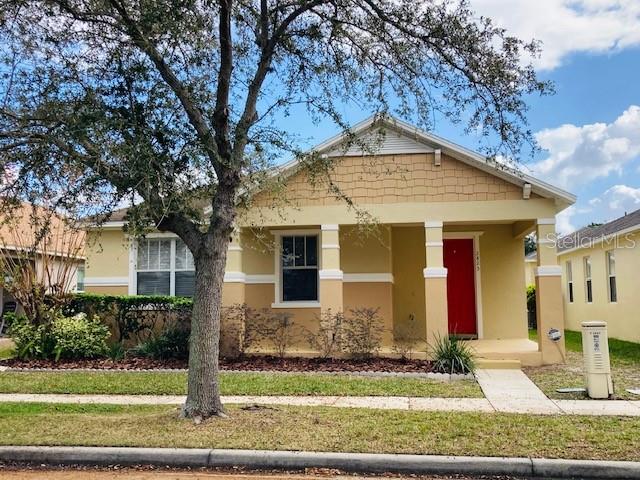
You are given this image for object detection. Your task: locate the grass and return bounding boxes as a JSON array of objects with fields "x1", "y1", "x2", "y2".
[
  {"x1": 0, "y1": 402, "x2": 638, "y2": 461},
  {"x1": 0, "y1": 371, "x2": 483, "y2": 398},
  {"x1": 526, "y1": 330, "x2": 640, "y2": 400}
]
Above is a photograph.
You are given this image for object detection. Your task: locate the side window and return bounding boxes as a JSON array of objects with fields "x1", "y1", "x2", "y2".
[
  {"x1": 606, "y1": 250, "x2": 617, "y2": 303},
  {"x1": 583, "y1": 256, "x2": 592, "y2": 303},
  {"x1": 566, "y1": 261, "x2": 573, "y2": 303}
]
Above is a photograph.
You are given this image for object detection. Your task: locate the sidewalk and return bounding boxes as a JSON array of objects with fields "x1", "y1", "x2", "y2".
[
  {"x1": 0, "y1": 368, "x2": 638, "y2": 416},
  {"x1": 1, "y1": 391, "x2": 639, "y2": 416}
]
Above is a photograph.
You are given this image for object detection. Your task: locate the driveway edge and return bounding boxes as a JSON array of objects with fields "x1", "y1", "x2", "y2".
[{"x1": 0, "y1": 446, "x2": 639, "y2": 479}]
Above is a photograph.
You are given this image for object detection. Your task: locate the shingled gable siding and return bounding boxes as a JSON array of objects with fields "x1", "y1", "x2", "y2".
[{"x1": 253, "y1": 153, "x2": 531, "y2": 207}]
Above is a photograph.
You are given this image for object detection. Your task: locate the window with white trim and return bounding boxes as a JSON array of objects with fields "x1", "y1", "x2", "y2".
[
  {"x1": 280, "y1": 235, "x2": 318, "y2": 302},
  {"x1": 565, "y1": 261, "x2": 573, "y2": 303},
  {"x1": 606, "y1": 250, "x2": 617, "y2": 303},
  {"x1": 584, "y1": 256, "x2": 592, "y2": 303},
  {"x1": 76, "y1": 265, "x2": 85, "y2": 292},
  {"x1": 136, "y1": 238, "x2": 195, "y2": 296}
]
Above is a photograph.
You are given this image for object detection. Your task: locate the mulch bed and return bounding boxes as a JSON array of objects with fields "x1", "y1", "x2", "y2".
[{"x1": 0, "y1": 355, "x2": 434, "y2": 373}]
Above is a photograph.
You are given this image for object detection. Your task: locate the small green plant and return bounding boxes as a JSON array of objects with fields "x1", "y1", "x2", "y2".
[
  {"x1": 133, "y1": 324, "x2": 190, "y2": 360},
  {"x1": 10, "y1": 312, "x2": 109, "y2": 360},
  {"x1": 107, "y1": 341, "x2": 126, "y2": 361},
  {"x1": 50, "y1": 313, "x2": 110, "y2": 360},
  {"x1": 9, "y1": 315, "x2": 56, "y2": 360},
  {"x1": 430, "y1": 335, "x2": 476, "y2": 374}
]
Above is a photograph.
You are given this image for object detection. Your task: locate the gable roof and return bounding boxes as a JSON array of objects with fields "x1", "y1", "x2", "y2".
[
  {"x1": 557, "y1": 208, "x2": 640, "y2": 254},
  {"x1": 103, "y1": 115, "x2": 576, "y2": 227},
  {"x1": 274, "y1": 115, "x2": 576, "y2": 207}
]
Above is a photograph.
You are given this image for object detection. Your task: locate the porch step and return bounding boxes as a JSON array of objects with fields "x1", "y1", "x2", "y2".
[{"x1": 475, "y1": 358, "x2": 521, "y2": 369}]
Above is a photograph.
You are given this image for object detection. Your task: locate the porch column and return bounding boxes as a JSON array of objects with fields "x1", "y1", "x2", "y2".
[
  {"x1": 535, "y1": 218, "x2": 566, "y2": 364},
  {"x1": 319, "y1": 224, "x2": 343, "y2": 314},
  {"x1": 223, "y1": 228, "x2": 245, "y2": 304},
  {"x1": 424, "y1": 220, "x2": 448, "y2": 348}
]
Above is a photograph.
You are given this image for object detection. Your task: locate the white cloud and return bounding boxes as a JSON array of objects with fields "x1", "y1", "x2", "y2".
[
  {"x1": 531, "y1": 105, "x2": 640, "y2": 190},
  {"x1": 472, "y1": 0, "x2": 640, "y2": 69},
  {"x1": 556, "y1": 205, "x2": 577, "y2": 235},
  {"x1": 558, "y1": 184, "x2": 640, "y2": 234}
]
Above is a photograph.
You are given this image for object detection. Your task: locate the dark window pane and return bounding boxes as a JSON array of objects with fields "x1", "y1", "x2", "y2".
[
  {"x1": 568, "y1": 283, "x2": 574, "y2": 303},
  {"x1": 294, "y1": 236, "x2": 305, "y2": 266},
  {"x1": 306, "y1": 236, "x2": 318, "y2": 267},
  {"x1": 176, "y1": 271, "x2": 196, "y2": 297},
  {"x1": 610, "y1": 277, "x2": 617, "y2": 302},
  {"x1": 137, "y1": 272, "x2": 170, "y2": 295},
  {"x1": 587, "y1": 280, "x2": 593, "y2": 303},
  {"x1": 283, "y1": 268, "x2": 318, "y2": 301},
  {"x1": 282, "y1": 237, "x2": 294, "y2": 267}
]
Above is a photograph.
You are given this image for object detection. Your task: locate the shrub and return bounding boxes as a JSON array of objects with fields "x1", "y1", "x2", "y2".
[
  {"x1": 392, "y1": 313, "x2": 425, "y2": 361},
  {"x1": 133, "y1": 323, "x2": 190, "y2": 360},
  {"x1": 10, "y1": 315, "x2": 56, "y2": 360},
  {"x1": 526, "y1": 285, "x2": 536, "y2": 314},
  {"x1": 108, "y1": 341, "x2": 126, "y2": 361},
  {"x1": 430, "y1": 335, "x2": 475, "y2": 374},
  {"x1": 10, "y1": 312, "x2": 109, "y2": 360},
  {"x1": 307, "y1": 310, "x2": 344, "y2": 358},
  {"x1": 249, "y1": 310, "x2": 302, "y2": 358},
  {"x1": 50, "y1": 313, "x2": 110, "y2": 360},
  {"x1": 342, "y1": 307, "x2": 384, "y2": 359},
  {"x1": 66, "y1": 294, "x2": 192, "y2": 343},
  {"x1": 220, "y1": 303, "x2": 251, "y2": 358}
]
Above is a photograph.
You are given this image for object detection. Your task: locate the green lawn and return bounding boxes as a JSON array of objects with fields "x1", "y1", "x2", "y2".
[
  {"x1": 0, "y1": 402, "x2": 637, "y2": 461},
  {"x1": 0, "y1": 371, "x2": 483, "y2": 398},
  {"x1": 526, "y1": 330, "x2": 640, "y2": 400}
]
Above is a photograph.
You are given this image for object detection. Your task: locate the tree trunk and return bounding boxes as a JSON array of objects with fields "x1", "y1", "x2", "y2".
[{"x1": 182, "y1": 225, "x2": 230, "y2": 420}]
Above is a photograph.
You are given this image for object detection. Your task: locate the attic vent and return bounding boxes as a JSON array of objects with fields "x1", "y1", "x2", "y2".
[
  {"x1": 523, "y1": 183, "x2": 532, "y2": 200},
  {"x1": 434, "y1": 149, "x2": 442, "y2": 166}
]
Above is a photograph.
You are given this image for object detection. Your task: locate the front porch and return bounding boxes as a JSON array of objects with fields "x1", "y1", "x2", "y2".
[{"x1": 226, "y1": 217, "x2": 566, "y2": 366}]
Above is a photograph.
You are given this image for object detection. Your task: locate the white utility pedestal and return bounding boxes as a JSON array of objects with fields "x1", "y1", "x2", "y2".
[{"x1": 581, "y1": 321, "x2": 613, "y2": 399}]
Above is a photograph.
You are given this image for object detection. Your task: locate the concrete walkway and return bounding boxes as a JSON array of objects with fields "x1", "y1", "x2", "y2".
[
  {"x1": 1, "y1": 392, "x2": 640, "y2": 416},
  {"x1": 475, "y1": 369, "x2": 562, "y2": 414}
]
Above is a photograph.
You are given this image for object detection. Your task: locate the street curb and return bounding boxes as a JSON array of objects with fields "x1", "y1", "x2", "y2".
[{"x1": 0, "y1": 446, "x2": 639, "y2": 478}]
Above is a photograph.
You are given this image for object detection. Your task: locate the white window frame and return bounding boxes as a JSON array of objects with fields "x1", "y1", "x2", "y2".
[
  {"x1": 606, "y1": 250, "x2": 617, "y2": 303},
  {"x1": 565, "y1": 261, "x2": 573, "y2": 303},
  {"x1": 270, "y1": 229, "x2": 321, "y2": 308},
  {"x1": 583, "y1": 256, "x2": 592, "y2": 304},
  {"x1": 128, "y1": 233, "x2": 195, "y2": 296},
  {"x1": 75, "y1": 264, "x2": 85, "y2": 293}
]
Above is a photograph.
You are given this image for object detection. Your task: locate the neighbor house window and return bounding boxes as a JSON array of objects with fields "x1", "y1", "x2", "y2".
[
  {"x1": 607, "y1": 250, "x2": 617, "y2": 303},
  {"x1": 584, "y1": 256, "x2": 592, "y2": 303},
  {"x1": 76, "y1": 265, "x2": 85, "y2": 292},
  {"x1": 136, "y1": 238, "x2": 195, "y2": 296},
  {"x1": 281, "y1": 235, "x2": 318, "y2": 302},
  {"x1": 565, "y1": 261, "x2": 573, "y2": 303}
]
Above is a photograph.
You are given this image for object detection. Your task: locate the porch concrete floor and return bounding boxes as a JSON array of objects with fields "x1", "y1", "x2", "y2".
[{"x1": 467, "y1": 339, "x2": 542, "y2": 367}]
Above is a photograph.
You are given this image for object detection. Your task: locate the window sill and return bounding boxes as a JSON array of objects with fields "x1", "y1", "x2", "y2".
[{"x1": 271, "y1": 301, "x2": 321, "y2": 309}]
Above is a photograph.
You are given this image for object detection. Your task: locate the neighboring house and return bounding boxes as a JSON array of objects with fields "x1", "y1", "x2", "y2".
[
  {"x1": 0, "y1": 202, "x2": 86, "y2": 318},
  {"x1": 524, "y1": 251, "x2": 537, "y2": 286},
  {"x1": 557, "y1": 209, "x2": 640, "y2": 343},
  {"x1": 84, "y1": 116, "x2": 575, "y2": 366}
]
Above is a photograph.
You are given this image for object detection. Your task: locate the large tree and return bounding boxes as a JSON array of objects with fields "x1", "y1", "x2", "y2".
[{"x1": 0, "y1": 0, "x2": 550, "y2": 420}]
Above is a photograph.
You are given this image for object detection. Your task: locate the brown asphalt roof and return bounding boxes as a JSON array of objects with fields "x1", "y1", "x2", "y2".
[{"x1": 557, "y1": 208, "x2": 640, "y2": 253}]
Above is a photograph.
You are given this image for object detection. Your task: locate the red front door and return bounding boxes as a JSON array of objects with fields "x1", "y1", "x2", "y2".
[{"x1": 443, "y1": 239, "x2": 477, "y2": 336}]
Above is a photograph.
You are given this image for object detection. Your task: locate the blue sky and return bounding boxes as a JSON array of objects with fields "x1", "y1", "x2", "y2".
[{"x1": 272, "y1": 1, "x2": 640, "y2": 235}]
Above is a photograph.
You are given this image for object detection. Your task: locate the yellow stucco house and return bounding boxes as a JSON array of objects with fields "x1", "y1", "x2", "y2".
[
  {"x1": 84, "y1": 116, "x2": 575, "y2": 366},
  {"x1": 558, "y1": 209, "x2": 640, "y2": 343}
]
